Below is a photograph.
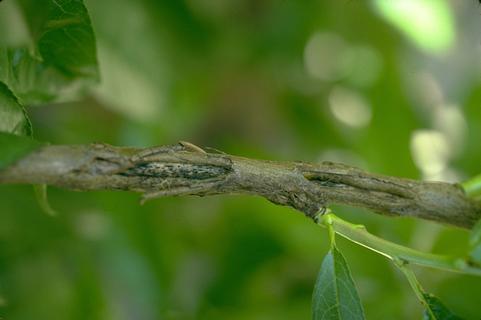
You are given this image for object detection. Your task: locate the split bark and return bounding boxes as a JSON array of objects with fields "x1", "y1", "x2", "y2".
[{"x1": 0, "y1": 142, "x2": 479, "y2": 229}]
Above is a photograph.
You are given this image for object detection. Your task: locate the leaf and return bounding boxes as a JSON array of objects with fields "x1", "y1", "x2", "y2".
[
  {"x1": 373, "y1": 0, "x2": 454, "y2": 54},
  {"x1": 0, "y1": 81, "x2": 51, "y2": 214},
  {"x1": 84, "y1": 0, "x2": 165, "y2": 121},
  {"x1": 0, "y1": 80, "x2": 35, "y2": 161},
  {"x1": 0, "y1": 47, "x2": 85, "y2": 104},
  {"x1": 468, "y1": 219, "x2": 481, "y2": 266},
  {"x1": 396, "y1": 260, "x2": 464, "y2": 320},
  {"x1": 0, "y1": 0, "x2": 31, "y2": 47},
  {"x1": 0, "y1": 80, "x2": 32, "y2": 135},
  {"x1": 0, "y1": 0, "x2": 99, "y2": 105},
  {"x1": 312, "y1": 246, "x2": 365, "y2": 320},
  {"x1": 20, "y1": 0, "x2": 98, "y2": 78},
  {"x1": 0, "y1": 131, "x2": 42, "y2": 170},
  {"x1": 422, "y1": 293, "x2": 463, "y2": 320}
]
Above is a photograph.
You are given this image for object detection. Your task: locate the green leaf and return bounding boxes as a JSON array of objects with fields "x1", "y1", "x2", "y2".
[
  {"x1": 422, "y1": 293, "x2": 463, "y2": 320},
  {"x1": 312, "y1": 246, "x2": 365, "y2": 320},
  {"x1": 468, "y1": 219, "x2": 481, "y2": 266},
  {"x1": 0, "y1": 79, "x2": 41, "y2": 179},
  {"x1": 0, "y1": 0, "x2": 99, "y2": 104},
  {"x1": 0, "y1": 131, "x2": 42, "y2": 170},
  {"x1": 84, "y1": 0, "x2": 166, "y2": 121},
  {"x1": 0, "y1": 0, "x2": 31, "y2": 47},
  {"x1": 396, "y1": 262, "x2": 463, "y2": 320},
  {"x1": 19, "y1": 0, "x2": 98, "y2": 78},
  {"x1": 0, "y1": 80, "x2": 32, "y2": 135}
]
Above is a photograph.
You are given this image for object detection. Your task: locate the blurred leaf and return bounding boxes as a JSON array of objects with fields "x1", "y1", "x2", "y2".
[
  {"x1": 0, "y1": 0, "x2": 98, "y2": 105},
  {"x1": 462, "y1": 174, "x2": 481, "y2": 199},
  {"x1": 0, "y1": 0, "x2": 30, "y2": 46},
  {"x1": 84, "y1": 0, "x2": 166, "y2": 122},
  {"x1": 0, "y1": 76, "x2": 36, "y2": 167},
  {"x1": 33, "y1": 184, "x2": 57, "y2": 216},
  {"x1": 0, "y1": 80, "x2": 32, "y2": 135},
  {"x1": 312, "y1": 246, "x2": 365, "y2": 320},
  {"x1": 469, "y1": 219, "x2": 481, "y2": 266},
  {"x1": 422, "y1": 293, "x2": 463, "y2": 320},
  {"x1": 0, "y1": 131, "x2": 42, "y2": 169}
]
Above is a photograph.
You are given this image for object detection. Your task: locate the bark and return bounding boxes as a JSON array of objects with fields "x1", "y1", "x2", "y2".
[{"x1": 0, "y1": 142, "x2": 479, "y2": 229}]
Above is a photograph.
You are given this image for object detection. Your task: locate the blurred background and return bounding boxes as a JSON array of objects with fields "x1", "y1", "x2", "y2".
[{"x1": 2, "y1": 0, "x2": 481, "y2": 319}]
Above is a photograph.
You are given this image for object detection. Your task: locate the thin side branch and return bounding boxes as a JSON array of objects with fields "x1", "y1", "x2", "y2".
[
  {"x1": 321, "y1": 214, "x2": 481, "y2": 275},
  {"x1": 0, "y1": 142, "x2": 480, "y2": 228}
]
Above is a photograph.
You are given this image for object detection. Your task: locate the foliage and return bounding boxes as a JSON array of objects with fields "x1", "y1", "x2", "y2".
[
  {"x1": 0, "y1": 0, "x2": 98, "y2": 104},
  {"x1": 422, "y1": 294, "x2": 462, "y2": 320},
  {"x1": 1, "y1": 1, "x2": 481, "y2": 319},
  {"x1": 0, "y1": 81, "x2": 31, "y2": 136},
  {"x1": 312, "y1": 220, "x2": 364, "y2": 320},
  {"x1": 312, "y1": 247, "x2": 364, "y2": 320}
]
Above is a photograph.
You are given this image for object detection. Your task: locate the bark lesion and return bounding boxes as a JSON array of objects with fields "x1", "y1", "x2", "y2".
[{"x1": 0, "y1": 141, "x2": 480, "y2": 229}]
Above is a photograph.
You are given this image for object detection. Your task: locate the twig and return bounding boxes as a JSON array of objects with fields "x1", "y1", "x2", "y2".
[
  {"x1": 1, "y1": 142, "x2": 480, "y2": 228},
  {"x1": 320, "y1": 214, "x2": 481, "y2": 275}
]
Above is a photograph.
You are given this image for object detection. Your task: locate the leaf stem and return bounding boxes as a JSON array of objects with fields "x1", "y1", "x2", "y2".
[
  {"x1": 322, "y1": 209, "x2": 336, "y2": 247},
  {"x1": 462, "y1": 174, "x2": 481, "y2": 199},
  {"x1": 394, "y1": 260, "x2": 425, "y2": 301},
  {"x1": 318, "y1": 213, "x2": 481, "y2": 276},
  {"x1": 394, "y1": 262, "x2": 437, "y2": 319},
  {"x1": 33, "y1": 184, "x2": 56, "y2": 216}
]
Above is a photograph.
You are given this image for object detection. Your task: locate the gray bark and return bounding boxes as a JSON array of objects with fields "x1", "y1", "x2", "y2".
[{"x1": 1, "y1": 142, "x2": 479, "y2": 229}]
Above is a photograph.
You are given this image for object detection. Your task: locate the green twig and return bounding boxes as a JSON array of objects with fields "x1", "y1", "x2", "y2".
[
  {"x1": 322, "y1": 209, "x2": 336, "y2": 246},
  {"x1": 462, "y1": 174, "x2": 481, "y2": 199},
  {"x1": 394, "y1": 261, "x2": 437, "y2": 319},
  {"x1": 395, "y1": 261, "x2": 425, "y2": 302},
  {"x1": 33, "y1": 184, "x2": 56, "y2": 216},
  {"x1": 318, "y1": 213, "x2": 481, "y2": 276}
]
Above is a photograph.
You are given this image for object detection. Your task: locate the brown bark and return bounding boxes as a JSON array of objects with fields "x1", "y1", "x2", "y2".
[{"x1": 1, "y1": 142, "x2": 479, "y2": 229}]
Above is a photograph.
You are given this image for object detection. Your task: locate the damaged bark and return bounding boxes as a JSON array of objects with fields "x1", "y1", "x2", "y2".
[{"x1": 1, "y1": 142, "x2": 479, "y2": 229}]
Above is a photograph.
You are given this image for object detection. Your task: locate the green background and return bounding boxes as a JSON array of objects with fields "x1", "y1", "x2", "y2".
[{"x1": 1, "y1": 0, "x2": 481, "y2": 319}]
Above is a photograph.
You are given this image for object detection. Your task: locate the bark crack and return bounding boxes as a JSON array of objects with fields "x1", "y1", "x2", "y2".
[{"x1": 0, "y1": 142, "x2": 480, "y2": 229}]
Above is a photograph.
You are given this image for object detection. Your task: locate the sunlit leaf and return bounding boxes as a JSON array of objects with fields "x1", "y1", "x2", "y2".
[
  {"x1": 373, "y1": 0, "x2": 454, "y2": 54},
  {"x1": 312, "y1": 246, "x2": 365, "y2": 320},
  {"x1": 422, "y1": 293, "x2": 462, "y2": 320}
]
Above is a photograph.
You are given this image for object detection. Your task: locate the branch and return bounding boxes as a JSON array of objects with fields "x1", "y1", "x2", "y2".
[{"x1": 0, "y1": 142, "x2": 479, "y2": 229}]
